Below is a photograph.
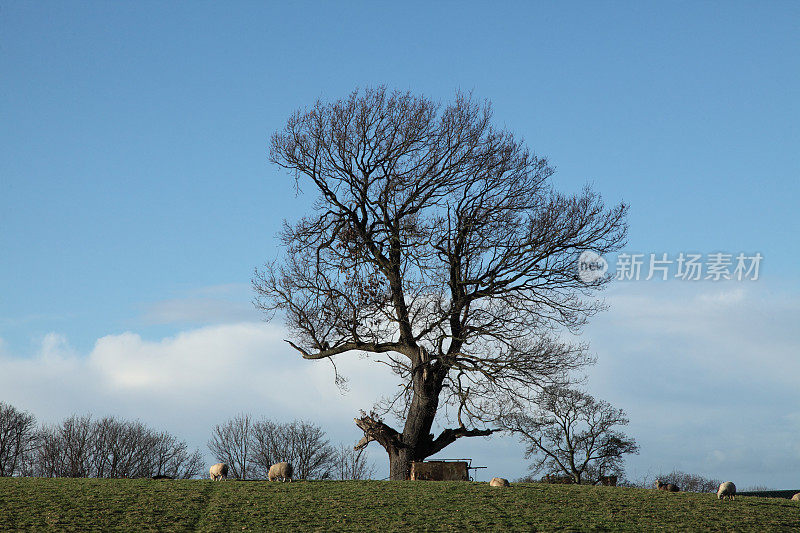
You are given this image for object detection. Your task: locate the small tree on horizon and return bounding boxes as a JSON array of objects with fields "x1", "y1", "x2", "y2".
[
  {"x1": 506, "y1": 387, "x2": 639, "y2": 484},
  {"x1": 208, "y1": 413, "x2": 252, "y2": 480},
  {"x1": 214, "y1": 415, "x2": 338, "y2": 480},
  {"x1": 333, "y1": 444, "x2": 376, "y2": 481},
  {"x1": 0, "y1": 402, "x2": 37, "y2": 477}
]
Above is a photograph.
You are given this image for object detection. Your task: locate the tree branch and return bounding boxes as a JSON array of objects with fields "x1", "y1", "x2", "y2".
[
  {"x1": 285, "y1": 339, "x2": 412, "y2": 360},
  {"x1": 353, "y1": 412, "x2": 403, "y2": 454},
  {"x1": 426, "y1": 426, "x2": 498, "y2": 457}
]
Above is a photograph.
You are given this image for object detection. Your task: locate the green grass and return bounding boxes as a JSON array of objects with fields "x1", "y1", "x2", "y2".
[{"x1": 1, "y1": 479, "x2": 799, "y2": 531}]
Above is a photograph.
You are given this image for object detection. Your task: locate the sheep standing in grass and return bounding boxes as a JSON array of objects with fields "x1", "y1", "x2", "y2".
[
  {"x1": 209, "y1": 463, "x2": 228, "y2": 481},
  {"x1": 655, "y1": 479, "x2": 680, "y2": 492},
  {"x1": 489, "y1": 477, "x2": 510, "y2": 487},
  {"x1": 791, "y1": 493, "x2": 800, "y2": 502},
  {"x1": 268, "y1": 462, "x2": 293, "y2": 482},
  {"x1": 717, "y1": 481, "x2": 736, "y2": 500}
]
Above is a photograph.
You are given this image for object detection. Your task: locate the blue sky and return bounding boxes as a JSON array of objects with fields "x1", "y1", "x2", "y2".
[{"x1": 1, "y1": 2, "x2": 798, "y2": 486}]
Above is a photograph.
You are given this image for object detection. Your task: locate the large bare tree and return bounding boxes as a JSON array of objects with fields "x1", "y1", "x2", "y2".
[{"x1": 254, "y1": 87, "x2": 628, "y2": 479}]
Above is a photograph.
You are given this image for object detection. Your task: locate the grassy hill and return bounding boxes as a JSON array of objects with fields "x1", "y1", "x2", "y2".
[{"x1": 1, "y1": 478, "x2": 799, "y2": 531}]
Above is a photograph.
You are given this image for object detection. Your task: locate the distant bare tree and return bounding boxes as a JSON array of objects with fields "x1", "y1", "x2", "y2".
[
  {"x1": 506, "y1": 387, "x2": 638, "y2": 484},
  {"x1": 289, "y1": 420, "x2": 336, "y2": 480},
  {"x1": 256, "y1": 86, "x2": 628, "y2": 479},
  {"x1": 153, "y1": 433, "x2": 205, "y2": 479},
  {"x1": 333, "y1": 444, "x2": 376, "y2": 480},
  {"x1": 37, "y1": 415, "x2": 99, "y2": 478},
  {"x1": 57, "y1": 415, "x2": 95, "y2": 477},
  {"x1": 147, "y1": 430, "x2": 203, "y2": 479},
  {"x1": 743, "y1": 484, "x2": 773, "y2": 492},
  {"x1": 249, "y1": 418, "x2": 337, "y2": 480},
  {"x1": 208, "y1": 414, "x2": 253, "y2": 480},
  {"x1": 34, "y1": 414, "x2": 203, "y2": 479},
  {"x1": 653, "y1": 470, "x2": 720, "y2": 493},
  {"x1": 15, "y1": 430, "x2": 41, "y2": 478},
  {"x1": 89, "y1": 416, "x2": 114, "y2": 478},
  {"x1": 0, "y1": 402, "x2": 37, "y2": 476},
  {"x1": 180, "y1": 450, "x2": 205, "y2": 479},
  {"x1": 35, "y1": 426, "x2": 61, "y2": 477},
  {"x1": 250, "y1": 418, "x2": 280, "y2": 479},
  {"x1": 103, "y1": 419, "x2": 153, "y2": 478}
]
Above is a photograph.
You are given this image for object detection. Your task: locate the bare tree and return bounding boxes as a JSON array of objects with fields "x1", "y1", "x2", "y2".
[
  {"x1": 58, "y1": 415, "x2": 95, "y2": 478},
  {"x1": 288, "y1": 420, "x2": 336, "y2": 480},
  {"x1": 653, "y1": 470, "x2": 720, "y2": 493},
  {"x1": 255, "y1": 86, "x2": 628, "y2": 479},
  {"x1": 36, "y1": 415, "x2": 96, "y2": 478},
  {"x1": 33, "y1": 414, "x2": 203, "y2": 479},
  {"x1": 250, "y1": 418, "x2": 280, "y2": 479},
  {"x1": 506, "y1": 387, "x2": 639, "y2": 484},
  {"x1": 208, "y1": 414, "x2": 252, "y2": 480},
  {"x1": 147, "y1": 430, "x2": 203, "y2": 479},
  {"x1": 333, "y1": 443, "x2": 376, "y2": 480},
  {"x1": 104, "y1": 419, "x2": 153, "y2": 478},
  {"x1": 35, "y1": 426, "x2": 61, "y2": 477},
  {"x1": 0, "y1": 402, "x2": 37, "y2": 476},
  {"x1": 250, "y1": 418, "x2": 337, "y2": 480}
]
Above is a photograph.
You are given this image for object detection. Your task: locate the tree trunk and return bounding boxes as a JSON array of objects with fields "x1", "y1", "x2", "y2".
[
  {"x1": 387, "y1": 364, "x2": 443, "y2": 480},
  {"x1": 354, "y1": 360, "x2": 482, "y2": 481},
  {"x1": 388, "y1": 448, "x2": 412, "y2": 480}
]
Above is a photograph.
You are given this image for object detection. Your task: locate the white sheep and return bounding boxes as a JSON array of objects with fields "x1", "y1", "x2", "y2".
[
  {"x1": 717, "y1": 481, "x2": 736, "y2": 500},
  {"x1": 268, "y1": 461, "x2": 294, "y2": 482},
  {"x1": 209, "y1": 462, "x2": 228, "y2": 481},
  {"x1": 791, "y1": 492, "x2": 800, "y2": 502},
  {"x1": 655, "y1": 479, "x2": 679, "y2": 492},
  {"x1": 489, "y1": 477, "x2": 510, "y2": 487}
]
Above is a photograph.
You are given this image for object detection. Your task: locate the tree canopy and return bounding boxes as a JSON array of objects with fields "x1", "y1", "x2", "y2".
[
  {"x1": 506, "y1": 387, "x2": 639, "y2": 484},
  {"x1": 254, "y1": 86, "x2": 628, "y2": 479}
]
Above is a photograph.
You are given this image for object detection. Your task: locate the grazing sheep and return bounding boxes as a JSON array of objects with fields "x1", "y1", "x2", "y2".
[
  {"x1": 791, "y1": 493, "x2": 800, "y2": 502},
  {"x1": 717, "y1": 481, "x2": 736, "y2": 500},
  {"x1": 268, "y1": 462, "x2": 294, "y2": 482},
  {"x1": 209, "y1": 462, "x2": 228, "y2": 481},
  {"x1": 655, "y1": 479, "x2": 680, "y2": 492},
  {"x1": 489, "y1": 477, "x2": 510, "y2": 487}
]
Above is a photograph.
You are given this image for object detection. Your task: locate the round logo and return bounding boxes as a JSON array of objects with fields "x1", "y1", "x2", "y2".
[{"x1": 577, "y1": 251, "x2": 608, "y2": 283}]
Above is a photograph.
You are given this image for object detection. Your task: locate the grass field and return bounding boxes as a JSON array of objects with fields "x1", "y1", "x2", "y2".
[{"x1": 1, "y1": 478, "x2": 799, "y2": 531}]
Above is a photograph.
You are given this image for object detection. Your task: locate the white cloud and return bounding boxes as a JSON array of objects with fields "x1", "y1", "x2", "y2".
[
  {"x1": 0, "y1": 323, "x2": 402, "y2": 474},
  {"x1": 585, "y1": 281, "x2": 800, "y2": 487},
  {"x1": 141, "y1": 285, "x2": 260, "y2": 325},
  {"x1": 1, "y1": 280, "x2": 797, "y2": 486}
]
